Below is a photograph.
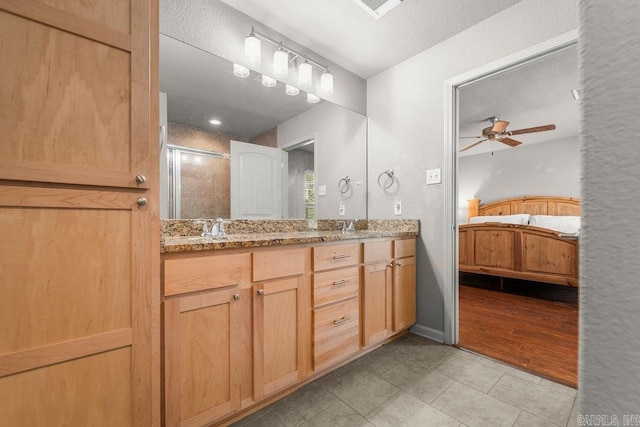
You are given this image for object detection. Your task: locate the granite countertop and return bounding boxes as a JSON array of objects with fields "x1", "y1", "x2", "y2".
[{"x1": 161, "y1": 219, "x2": 419, "y2": 253}]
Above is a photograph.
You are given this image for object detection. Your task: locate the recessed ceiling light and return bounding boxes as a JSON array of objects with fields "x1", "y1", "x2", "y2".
[{"x1": 208, "y1": 119, "x2": 222, "y2": 125}]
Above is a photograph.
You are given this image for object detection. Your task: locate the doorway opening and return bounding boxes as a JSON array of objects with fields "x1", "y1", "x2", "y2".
[{"x1": 444, "y1": 31, "x2": 580, "y2": 386}]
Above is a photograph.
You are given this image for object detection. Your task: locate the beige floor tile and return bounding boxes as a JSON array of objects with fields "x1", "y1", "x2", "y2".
[
  {"x1": 566, "y1": 399, "x2": 579, "y2": 427},
  {"x1": 432, "y1": 382, "x2": 521, "y2": 427},
  {"x1": 379, "y1": 358, "x2": 438, "y2": 390},
  {"x1": 349, "y1": 342, "x2": 408, "y2": 375},
  {"x1": 237, "y1": 411, "x2": 285, "y2": 427},
  {"x1": 539, "y1": 378, "x2": 578, "y2": 397},
  {"x1": 514, "y1": 411, "x2": 559, "y2": 427},
  {"x1": 269, "y1": 381, "x2": 338, "y2": 426},
  {"x1": 230, "y1": 407, "x2": 273, "y2": 426},
  {"x1": 434, "y1": 352, "x2": 504, "y2": 393},
  {"x1": 322, "y1": 366, "x2": 400, "y2": 416},
  {"x1": 299, "y1": 401, "x2": 373, "y2": 427},
  {"x1": 407, "y1": 370, "x2": 454, "y2": 404},
  {"x1": 489, "y1": 374, "x2": 574, "y2": 425},
  {"x1": 477, "y1": 357, "x2": 542, "y2": 384},
  {"x1": 367, "y1": 392, "x2": 460, "y2": 426}
]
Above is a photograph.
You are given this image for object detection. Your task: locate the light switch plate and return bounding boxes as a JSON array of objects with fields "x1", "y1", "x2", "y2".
[
  {"x1": 426, "y1": 168, "x2": 441, "y2": 185},
  {"x1": 318, "y1": 185, "x2": 327, "y2": 196}
]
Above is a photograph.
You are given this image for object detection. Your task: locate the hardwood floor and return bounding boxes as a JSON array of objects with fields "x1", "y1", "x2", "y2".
[{"x1": 458, "y1": 274, "x2": 578, "y2": 388}]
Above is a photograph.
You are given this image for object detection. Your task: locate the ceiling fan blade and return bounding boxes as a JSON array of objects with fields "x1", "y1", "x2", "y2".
[
  {"x1": 491, "y1": 120, "x2": 510, "y2": 133},
  {"x1": 500, "y1": 137, "x2": 522, "y2": 147},
  {"x1": 460, "y1": 139, "x2": 487, "y2": 152},
  {"x1": 508, "y1": 124, "x2": 556, "y2": 135}
]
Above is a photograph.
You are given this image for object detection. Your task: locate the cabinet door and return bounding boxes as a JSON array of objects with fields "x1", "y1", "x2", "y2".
[
  {"x1": 164, "y1": 288, "x2": 242, "y2": 427},
  {"x1": 393, "y1": 256, "x2": 416, "y2": 332},
  {"x1": 253, "y1": 276, "x2": 303, "y2": 400},
  {"x1": 361, "y1": 261, "x2": 392, "y2": 347}
]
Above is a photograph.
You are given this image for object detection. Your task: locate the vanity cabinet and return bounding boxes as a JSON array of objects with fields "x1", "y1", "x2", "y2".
[
  {"x1": 312, "y1": 243, "x2": 360, "y2": 371},
  {"x1": 252, "y1": 248, "x2": 308, "y2": 400},
  {"x1": 361, "y1": 240, "x2": 394, "y2": 347},
  {"x1": 393, "y1": 239, "x2": 417, "y2": 332}
]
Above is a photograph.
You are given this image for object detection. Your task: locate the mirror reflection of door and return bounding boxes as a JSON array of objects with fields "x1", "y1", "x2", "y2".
[
  {"x1": 283, "y1": 137, "x2": 316, "y2": 223},
  {"x1": 230, "y1": 141, "x2": 287, "y2": 219}
]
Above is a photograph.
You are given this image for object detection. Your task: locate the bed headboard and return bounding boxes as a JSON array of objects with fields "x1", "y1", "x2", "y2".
[{"x1": 467, "y1": 196, "x2": 580, "y2": 222}]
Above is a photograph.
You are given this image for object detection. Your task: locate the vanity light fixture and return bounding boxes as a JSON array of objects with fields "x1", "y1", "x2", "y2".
[
  {"x1": 307, "y1": 93, "x2": 320, "y2": 103},
  {"x1": 241, "y1": 27, "x2": 334, "y2": 97},
  {"x1": 233, "y1": 63, "x2": 250, "y2": 78},
  {"x1": 244, "y1": 29, "x2": 261, "y2": 66},
  {"x1": 273, "y1": 45, "x2": 289, "y2": 78},
  {"x1": 286, "y1": 84, "x2": 299, "y2": 96},
  {"x1": 261, "y1": 74, "x2": 277, "y2": 87}
]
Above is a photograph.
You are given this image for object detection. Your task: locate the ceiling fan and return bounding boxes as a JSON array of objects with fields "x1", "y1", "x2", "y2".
[{"x1": 459, "y1": 117, "x2": 556, "y2": 152}]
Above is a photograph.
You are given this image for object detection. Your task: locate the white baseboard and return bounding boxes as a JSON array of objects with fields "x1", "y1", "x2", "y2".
[{"x1": 409, "y1": 324, "x2": 445, "y2": 343}]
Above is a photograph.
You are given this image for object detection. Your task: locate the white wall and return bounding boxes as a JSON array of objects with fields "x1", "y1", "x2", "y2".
[
  {"x1": 160, "y1": 0, "x2": 366, "y2": 115},
  {"x1": 458, "y1": 138, "x2": 581, "y2": 223},
  {"x1": 278, "y1": 102, "x2": 367, "y2": 220},
  {"x1": 367, "y1": 0, "x2": 578, "y2": 338},
  {"x1": 579, "y1": 0, "x2": 640, "y2": 418}
]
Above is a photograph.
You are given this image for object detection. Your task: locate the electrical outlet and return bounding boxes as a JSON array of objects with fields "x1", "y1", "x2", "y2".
[
  {"x1": 394, "y1": 197, "x2": 402, "y2": 215},
  {"x1": 339, "y1": 201, "x2": 345, "y2": 216},
  {"x1": 426, "y1": 168, "x2": 441, "y2": 185}
]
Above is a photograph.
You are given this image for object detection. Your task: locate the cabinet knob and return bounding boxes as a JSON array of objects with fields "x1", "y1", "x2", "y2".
[
  {"x1": 257, "y1": 289, "x2": 264, "y2": 296},
  {"x1": 135, "y1": 174, "x2": 147, "y2": 184},
  {"x1": 386, "y1": 263, "x2": 393, "y2": 269},
  {"x1": 136, "y1": 197, "x2": 148, "y2": 207},
  {"x1": 396, "y1": 262, "x2": 402, "y2": 267},
  {"x1": 233, "y1": 293, "x2": 240, "y2": 301}
]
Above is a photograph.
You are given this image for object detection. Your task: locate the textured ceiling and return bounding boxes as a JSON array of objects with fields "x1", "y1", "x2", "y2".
[
  {"x1": 459, "y1": 44, "x2": 579, "y2": 156},
  {"x1": 221, "y1": 0, "x2": 524, "y2": 78}
]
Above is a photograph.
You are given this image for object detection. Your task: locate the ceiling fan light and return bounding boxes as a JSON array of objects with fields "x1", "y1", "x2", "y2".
[
  {"x1": 307, "y1": 93, "x2": 320, "y2": 103},
  {"x1": 320, "y1": 71, "x2": 334, "y2": 95},
  {"x1": 286, "y1": 84, "x2": 299, "y2": 96},
  {"x1": 233, "y1": 63, "x2": 250, "y2": 78},
  {"x1": 244, "y1": 32, "x2": 261, "y2": 66},
  {"x1": 298, "y1": 61, "x2": 312, "y2": 87},
  {"x1": 261, "y1": 74, "x2": 277, "y2": 87},
  {"x1": 273, "y1": 49, "x2": 289, "y2": 78}
]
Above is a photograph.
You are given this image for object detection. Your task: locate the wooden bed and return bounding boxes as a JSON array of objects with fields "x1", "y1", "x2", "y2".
[{"x1": 459, "y1": 196, "x2": 580, "y2": 287}]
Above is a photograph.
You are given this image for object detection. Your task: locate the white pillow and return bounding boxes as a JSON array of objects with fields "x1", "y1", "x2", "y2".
[
  {"x1": 529, "y1": 215, "x2": 581, "y2": 234},
  {"x1": 469, "y1": 214, "x2": 530, "y2": 225}
]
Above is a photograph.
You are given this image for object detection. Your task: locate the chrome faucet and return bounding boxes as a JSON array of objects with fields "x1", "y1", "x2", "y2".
[
  {"x1": 215, "y1": 217, "x2": 227, "y2": 237},
  {"x1": 341, "y1": 219, "x2": 357, "y2": 234},
  {"x1": 195, "y1": 220, "x2": 213, "y2": 237}
]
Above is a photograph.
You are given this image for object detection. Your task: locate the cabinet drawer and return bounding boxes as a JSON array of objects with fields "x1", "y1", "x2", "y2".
[
  {"x1": 253, "y1": 247, "x2": 307, "y2": 281},
  {"x1": 313, "y1": 298, "x2": 359, "y2": 371},
  {"x1": 164, "y1": 253, "x2": 251, "y2": 296},
  {"x1": 313, "y1": 267, "x2": 359, "y2": 307},
  {"x1": 313, "y1": 243, "x2": 359, "y2": 271},
  {"x1": 394, "y1": 238, "x2": 416, "y2": 258},
  {"x1": 363, "y1": 240, "x2": 392, "y2": 264}
]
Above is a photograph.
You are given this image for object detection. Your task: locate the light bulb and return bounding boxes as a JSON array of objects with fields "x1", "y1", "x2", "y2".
[
  {"x1": 233, "y1": 63, "x2": 249, "y2": 78},
  {"x1": 244, "y1": 33, "x2": 261, "y2": 66},
  {"x1": 261, "y1": 74, "x2": 276, "y2": 87},
  {"x1": 307, "y1": 93, "x2": 320, "y2": 103},
  {"x1": 273, "y1": 49, "x2": 289, "y2": 78},
  {"x1": 298, "y1": 61, "x2": 312, "y2": 87},
  {"x1": 320, "y1": 71, "x2": 334, "y2": 95},
  {"x1": 286, "y1": 85, "x2": 299, "y2": 96}
]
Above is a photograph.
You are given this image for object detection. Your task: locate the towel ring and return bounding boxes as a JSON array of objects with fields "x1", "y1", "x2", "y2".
[
  {"x1": 377, "y1": 169, "x2": 395, "y2": 189},
  {"x1": 338, "y1": 176, "x2": 351, "y2": 193}
]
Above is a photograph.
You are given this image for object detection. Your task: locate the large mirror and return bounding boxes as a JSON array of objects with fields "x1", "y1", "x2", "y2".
[{"x1": 159, "y1": 34, "x2": 367, "y2": 222}]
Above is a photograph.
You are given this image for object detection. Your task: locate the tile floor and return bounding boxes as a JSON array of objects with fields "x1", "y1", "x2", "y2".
[{"x1": 231, "y1": 334, "x2": 578, "y2": 427}]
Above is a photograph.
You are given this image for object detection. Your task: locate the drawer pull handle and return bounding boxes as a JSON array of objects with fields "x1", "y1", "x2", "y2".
[
  {"x1": 332, "y1": 279, "x2": 350, "y2": 287},
  {"x1": 333, "y1": 316, "x2": 350, "y2": 325},
  {"x1": 333, "y1": 254, "x2": 350, "y2": 260}
]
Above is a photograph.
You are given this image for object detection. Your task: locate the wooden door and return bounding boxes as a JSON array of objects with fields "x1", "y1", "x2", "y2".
[
  {"x1": 393, "y1": 256, "x2": 417, "y2": 332},
  {"x1": 0, "y1": 0, "x2": 158, "y2": 424},
  {"x1": 230, "y1": 140, "x2": 286, "y2": 219},
  {"x1": 164, "y1": 288, "x2": 242, "y2": 427},
  {"x1": 361, "y1": 261, "x2": 392, "y2": 347},
  {"x1": 253, "y1": 277, "x2": 303, "y2": 400}
]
